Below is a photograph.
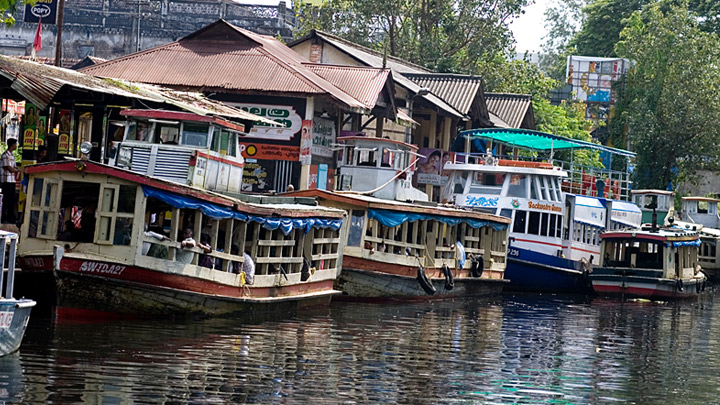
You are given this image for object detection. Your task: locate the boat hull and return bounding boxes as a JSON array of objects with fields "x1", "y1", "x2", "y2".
[
  {"x1": 337, "y1": 256, "x2": 506, "y2": 300},
  {"x1": 0, "y1": 299, "x2": 35, "y2": 356},
  {"x1": 590, "y1": 271, "x2": 706, "y2": 299},
  {"x1": 504, "y1": 247, "x2": 592, "y2": 293},
  {"x1": 19, "y1": 255, "x2": 338, "y2": 320}
]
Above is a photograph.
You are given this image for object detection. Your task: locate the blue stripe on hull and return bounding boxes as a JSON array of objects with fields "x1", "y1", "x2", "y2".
[{"x1": 505, "y1": 246, "x2": 591, "y2": 293}]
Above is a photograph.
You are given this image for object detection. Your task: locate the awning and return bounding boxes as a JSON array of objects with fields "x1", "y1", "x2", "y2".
[
  {"x1": 142, "y1": 186, "x2": 342, "y2": 235},
  {"x1": 611, "y1": 200, "x2": 642, "y2": 228},
  {"x1": 396, "y1": 109, "x2": 419, "y2": 127},
  {"x1": 458, "y1": 128, "x2": 636, "y2": 158},
  {"x1": 574, "y1": 195, "x2": 606, "y2": 228},
  {"x1": 368, "y1": 209, "x2": 508, "y2": 231}
]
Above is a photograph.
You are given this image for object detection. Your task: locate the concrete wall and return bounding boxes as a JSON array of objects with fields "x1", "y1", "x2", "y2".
[{"x1": 0, "y1": 0, "x2": 295, "y2": 61}]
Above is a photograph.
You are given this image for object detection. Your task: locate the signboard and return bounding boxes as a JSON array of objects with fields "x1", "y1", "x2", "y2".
[
  {"x1": 416, "y1": 148, "x2": 453, "y2": 186},
  {"x1": 24, "y1": 0, "x2": 59, "y2": 24},
  {"x1": 2, "y1": 99, "x2": 25, "y2": 115},
  {"x1": 22, "y1": 103, "x2": 38, "y2": 150},
  {"x1": 311, "y1": 117, "x2": 335, "y2": 158},
  {"x1": 232, "y1": 103, "x2": 303, "y2": 141},
  {"x1": 58, "y1": 110, "x2": 72, "y2": 155},
  {"x1": 299, "y1": 120, "x2": 312, "y2": 165},
  {"x1": 239, "y1": 143, "x2": 299, "y2": 161},
  {"x1": 566, "y1": 56, "x2": 629, "y2": 104}
]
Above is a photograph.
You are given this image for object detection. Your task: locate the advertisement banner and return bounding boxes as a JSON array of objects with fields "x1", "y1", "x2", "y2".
[
  {"x1": 24, "y1": 0, "x2": 59, "y2": 24},
  {"x1": 232, "y1": 103, "x2": 303, "y2": 141},
  {"x1": 22, "y1": 103, "x2": 38, "y2": 150},
  {"x1": 311, "y1": 117, "x2": 335, "y2": 158},
  {"x1": 299, "y1": 120, "x2": 312, "y2": 165},
  {"x1": 416, "y1": 148, "x2": 453, "y2": 186},
  {"x1": 239, "y1": 143, "x2": 299, "y2": 161},
  {"x1": 566, "y1": 56, "x2": 629, "y2": 103},
  {"x1": 58, "y1": 110, "x2": 72, "y2": 155}
]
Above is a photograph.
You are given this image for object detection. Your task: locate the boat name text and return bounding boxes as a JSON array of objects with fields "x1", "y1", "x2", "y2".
[
  {"x1": 463, "y1": 196, "x2": 499, "y2": 207},
  {"x1": 79, "y1": 261, "x2": 125, "y2": 275},
  {"x1": 528, "y1": 202, "x2": 562, "y2": 212},
  {"x1": 0, "y1": 311, "x2": 13, "y2": 328}
]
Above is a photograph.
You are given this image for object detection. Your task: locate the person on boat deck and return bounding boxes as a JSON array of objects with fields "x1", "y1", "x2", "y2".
[
  {"x1": 242, "y1": 251, "x2": 255, "y2": 285},
  {"x1": 143, "y1": 225, "x2": 170, "y2": 259},
  {"x1": 198, "y1": 234, "x2": 214, "y2": 269},
  {"x1": 175, "y1": 228, "x2": 210, "y2": 264},
  {"x1": 596, "y1": 176, "x2": 606, "y2": 198}
]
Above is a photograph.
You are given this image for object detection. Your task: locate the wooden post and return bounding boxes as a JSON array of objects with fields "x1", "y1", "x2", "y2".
[{"x1": 54, "y1": 0, "x2": 65, "y2": 66}]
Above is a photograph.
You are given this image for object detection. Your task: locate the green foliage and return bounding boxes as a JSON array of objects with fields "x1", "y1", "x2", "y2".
[
  {"x1": 294, "y1": 0, "x2": 529, "y2": 74},
  {"x1": 570, "y1": 0, "x2": 647, "y2": 57},
  {"x1": 612, "y1": 1, "x2": 720, "y2": 189},
  {"x1": 539, "y1": 0, "x2": 587, "y2": 81}
]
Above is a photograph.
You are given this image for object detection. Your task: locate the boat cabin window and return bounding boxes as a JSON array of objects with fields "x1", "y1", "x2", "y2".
[
  {"x1": 453, "y1": 172, "x2": 468, "y2": 194},
  {"x1": 698, "y1": 201, "x2": 708, "y2": 214},
  {"x1": 527, "y1": 211, "x2": 541, "y2": 235},
  {"x1": 507, "y1": 175, "x2": 528, "y2": 198},
  {"x1": 470, "y1": 173, "x2": 503, "y2": 195},
  {"x1": 604, "y1": 239, "x2": 663, "y2": 269},
  {"x1": 27, "y1": 178, "x2": 59, "y2": 239},
  {"x1": 356, "y1": 148, "x2": 377, "y2": 167},
  {"x1": 513, "y1": 210, "x2": 527, "y2": 233},
  {"x1": 211, "y1": 129, "x2": 237, "y2": 156},
  {"x1": 530, "y1": 176, "x2": 539, "y2": 200},
  {"x1": 181, "y1": 122, "x2": 210, "y2": 147},
  {"x1": 97, "y1": 184, "x2": 138, "y2": 245},
  {"x1": 126, "y1": 121, "x2": 152, "y2": 142},
  {"x1": 381, "y1": 148, "x2": 395, "y2": 168}
]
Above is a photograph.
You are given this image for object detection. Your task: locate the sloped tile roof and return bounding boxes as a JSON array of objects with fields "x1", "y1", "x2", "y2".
[
  {"x1": 404, "y1": 73, "x2": 482, "y2": 115},
  {"x1": 304, "y1": 64, "x2": 391, "y2": 110},
  {"x1": 485, "y1": 93, "x2": 534, "y2": 129}
]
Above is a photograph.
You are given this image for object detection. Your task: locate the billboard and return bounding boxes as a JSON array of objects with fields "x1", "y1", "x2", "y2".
[
  {"x1": 566, "y1": 56, "x2": 629, "y2": 104},
  {"x1": 24, "y1": 0, "x2": 59, "y2": 24},
  {"x1": 416, "y1": 148, "x2": 453, "y2": 186}
]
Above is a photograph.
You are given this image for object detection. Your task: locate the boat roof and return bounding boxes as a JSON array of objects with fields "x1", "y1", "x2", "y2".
[
  {"x1": 682, "y1": 196, "x2": 720, "y2": 202},
  {"x1": 287, "y1": 189, "x2": 511, "y2": 224},
  {"x1": 120, "y1": 109, "x2": 248, "y2": 133},
  {"x1": 25, "y1": 160, "x2": 345, "y2": 219},
  {"x1": 630, "y1": 189, "x2": 674, "y2": 196},
  {"x1": 443, "y1": 161, "x2": 568, "y2": 177},
  {"x1": 602, "y1": 227, "x2": 699, "y2": 242},
  {"x1": 458, "y1": 128, "x2": 636, "y2": 158}
]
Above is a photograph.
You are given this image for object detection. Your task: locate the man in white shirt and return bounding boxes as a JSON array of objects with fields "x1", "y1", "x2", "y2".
[{"x1": 0, "y1": 139, "x2": 19, "y2": 224}]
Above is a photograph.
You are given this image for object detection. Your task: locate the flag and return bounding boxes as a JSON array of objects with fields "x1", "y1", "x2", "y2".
[{"x1": 31, "y1": 18, "x2": 42, "y2": 59}]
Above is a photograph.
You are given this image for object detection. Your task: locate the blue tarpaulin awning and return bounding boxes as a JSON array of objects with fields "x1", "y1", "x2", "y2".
[{"x1": 368, "y1": 209, "x2": 508, "y2": 231}]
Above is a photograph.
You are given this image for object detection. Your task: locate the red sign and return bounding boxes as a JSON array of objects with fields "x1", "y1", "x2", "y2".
[{"x1": 239, "y1": 143, "x2": 299, "y2": 161}]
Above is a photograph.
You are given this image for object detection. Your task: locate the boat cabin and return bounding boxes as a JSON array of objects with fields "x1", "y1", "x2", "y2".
[
  {"x1": 600, "y1": 227, "x2": 700, "y2": 281},
  {"x1": 631, "y1": 189, "x2": 674, "y2": 225},
  {"x1": 681, "y1": 196, "x2": 720, "y2": 229},
  {"x1": 109, "y1": 109, "x2": 246, "y2": 194},
  {"x1": 336, "y1": 137, "x2": 428, "y2": 202}
]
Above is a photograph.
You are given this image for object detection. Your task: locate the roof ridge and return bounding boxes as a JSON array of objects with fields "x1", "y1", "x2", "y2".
[
  {"x1": 81, "y1": 41, "x2": 182, "y2": 73},
  {"x1": 311, "y1": 30, "x2": 434, "y2": 73}
]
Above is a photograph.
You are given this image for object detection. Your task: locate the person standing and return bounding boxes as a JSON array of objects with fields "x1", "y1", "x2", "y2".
[{"x1": 1, "y1": 139, "x2": 19, "y2": 224}]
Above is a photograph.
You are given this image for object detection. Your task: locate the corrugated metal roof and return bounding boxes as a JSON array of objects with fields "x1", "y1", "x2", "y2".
[
  {"x1": 81, "y1": 20, "x2": 371, "y2": 112},
  {"x1": 305, "y1": 64, "x2": 390, "y2": 110},
  {"x1": 291, "y1": 30, "x2": 464, "y2": 119},
  {"x1": 485, "y1": 93, "x2": 534, "y2": 129},
  {"x1": 0, "y1": 54, "x2": 275, "y2": 124},
  {"x1": 404, "y1": 73, "x2": 482, "y2": 115}
]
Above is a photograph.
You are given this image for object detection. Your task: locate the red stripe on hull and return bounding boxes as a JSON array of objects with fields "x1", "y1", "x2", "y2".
[{"x1": 342, "y1": 255, "x2": 493, "y2": 280}]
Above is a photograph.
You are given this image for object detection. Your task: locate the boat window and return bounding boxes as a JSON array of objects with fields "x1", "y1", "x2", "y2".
[
  {"x1": 530, "y1": 176, "x2": 538, "y2": 199},
  {"x1": 127, "y1": 121, "x2": 152, "y2": 142},
  {"x1": 156, "y1": 123, "x2": 179, "y2": 144},
  {"x1": 96, "y1": 185, "x2": 137, "y2": 246},
  {"x1": 499, "y1": 209, "x2": 513, "y2": 219},
  {"x1": 181, "y1": 123, "x2": 209, "y2": 147},
  {"x1": 507, "y1": 175, "x2": 527, "y2": 198},
  {"x1": 348, "y1": 210, "x2": 365, "y2": 247},
  {"x1": 381, "y1": 148, "x2": 394, "y2": 168},
  {"x1": 357, "y1": 149, "x2": 377, "y2": 167},
  {"x1": 527, "y1": 211, "x2": 540, "y2": 235},
  {"x1": 634, "y1": 195, "x2": 643, "y2": 206},
  {"x1": 469, "y1": 173, "x2": 503, "y2": 195},
  {"x1": 540, "y1": 177, "x2": 549, "y2": 201},
  {"x1": 699, "y1": 201, "x2": 708, "y2": 214},
  {"x1": 26, "y1": 178, "x2": 60, "y2": 239},
  {"x1": 540, "y1": 213, "x2": 549, "y2": 236},
  {"x1": 548, "y1": 214, "x2": 557, "y2": 238},
  {"x1": 454, "y1": 172, "x2": 468, "y2": 194},
  {"x1": 513, "y1": 210, "x2": 527, "y2": 233}
]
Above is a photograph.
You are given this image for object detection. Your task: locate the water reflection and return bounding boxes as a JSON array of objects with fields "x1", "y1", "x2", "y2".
[{"x1": 2, "y1": 291, "x2": 720, "y2": 403}]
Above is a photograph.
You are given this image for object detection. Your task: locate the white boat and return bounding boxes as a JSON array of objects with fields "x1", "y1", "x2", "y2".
[
  {"x1": 0, "y1": 231, "x2": 35, "y2": 356},
  {"x1": 442, "y1": 128, "x2": 641, "y2": 293}
]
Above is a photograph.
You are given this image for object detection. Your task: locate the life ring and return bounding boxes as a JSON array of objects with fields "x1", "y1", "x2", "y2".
[
  {"x1": 442, "y1": 264, "x2": 454, "y2": 290},
  {"x1": 470, "y1": 256, "x2": 484, "y2": 278},
  {"x1": 417, "y1": 266, "x2": 436, "y2": 295},
  {"x1": 676, "y1": 278, "x2": 684, "y2": 292}
]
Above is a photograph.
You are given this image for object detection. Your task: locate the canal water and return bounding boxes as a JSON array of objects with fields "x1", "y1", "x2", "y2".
[{"x1": 3, "y1": 290, "x2": 720, "y2": 404}]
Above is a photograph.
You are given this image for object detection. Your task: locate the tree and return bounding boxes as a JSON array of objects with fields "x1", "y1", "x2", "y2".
[
  {"x1": 294, "y1": 0, "x2": 530, "y2": 74},
  {"x1": 612, "y1": 1, "x2": 720, "y2": 189},
  {"x1": 539, "y1": 0, "x2": 587, "y2": 81},
  {"x1": 569, "y1": 0, "x2": 647, "y2": 57}
]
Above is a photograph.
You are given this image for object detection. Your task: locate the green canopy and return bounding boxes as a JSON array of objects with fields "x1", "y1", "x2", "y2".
[{"x1": 458, "y1": 128, "x2": 635, "y2": 158}]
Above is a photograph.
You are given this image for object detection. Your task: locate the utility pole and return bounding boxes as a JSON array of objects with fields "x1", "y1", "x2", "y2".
[{"x1": 54, "y1": 0, "x2": 65, "y2": 66}]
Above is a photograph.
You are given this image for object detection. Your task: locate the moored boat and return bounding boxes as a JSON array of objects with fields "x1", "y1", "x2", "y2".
[
  {"x1": 669, "y1": 196, "x2": 720, "y2": 281},
  {"x1": 290, "y1": 136, "x2": 511, "y2": 300},
  {"x1": 17, "y1": 159, "x2": 347, "y2": 320},
  {"x1": 442, "y1": 128, "x2": 640, "y2": 293},
  {"x1": 0, "y1": 231, "x2": 35, "y2": 356},
  {"x1": 590, "y1": 222, "x2": 707, "y2": 299}
]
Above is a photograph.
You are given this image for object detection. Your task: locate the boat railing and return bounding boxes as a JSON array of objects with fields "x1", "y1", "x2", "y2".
[
  {"x1": 451, "y1": 152, "x2": 632, "y2": 201},
  {"x1": 0, "y1": 231, "x2": 18, "y2": 299}
]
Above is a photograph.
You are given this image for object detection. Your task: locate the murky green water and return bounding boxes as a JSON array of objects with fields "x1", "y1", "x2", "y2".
[{"x1": 3, "y1": 290, "x2": 719, "y2": 403}]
